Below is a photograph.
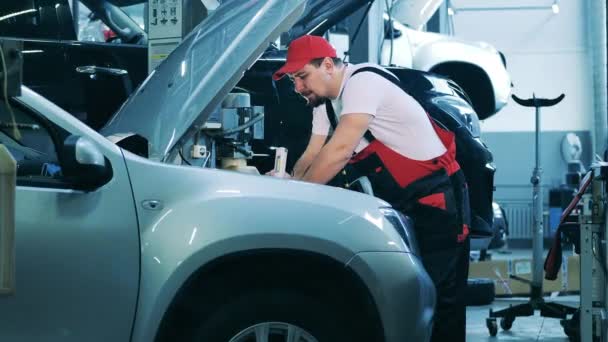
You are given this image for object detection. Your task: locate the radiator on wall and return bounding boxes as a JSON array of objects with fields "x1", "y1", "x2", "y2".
[
  {"x1": 500, "y1": 201, "x2": 554, "y2": 239},
  {"x1": 502, "y1": 203, "x2": 533, "y2": 239}
]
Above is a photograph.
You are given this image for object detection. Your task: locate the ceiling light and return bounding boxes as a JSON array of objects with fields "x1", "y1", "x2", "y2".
[{"x1": 552, "y1": 1, "x2": 559, "y2": 14}]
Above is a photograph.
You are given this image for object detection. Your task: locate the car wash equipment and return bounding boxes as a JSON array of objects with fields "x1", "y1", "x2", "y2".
[{"x1": 486, "y1": 93, "x2": 577, "y2": 337}]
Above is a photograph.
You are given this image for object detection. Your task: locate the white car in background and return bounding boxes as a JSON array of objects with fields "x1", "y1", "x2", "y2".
[
  {"x1": 317, "y1": 2, "x2": 512, "y2": 120},
  {"x1": 383, "y1": 16, "x2": 511, "y2": 120},
  {"x1": 77, "y1": 0, "x2": 511, "y2": 120}
]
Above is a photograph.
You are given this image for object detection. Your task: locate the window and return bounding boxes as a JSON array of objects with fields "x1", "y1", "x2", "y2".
[
  {"x1": 0, "y1": 0, "x2": 76, "y2": 40},
  {"x1": 0, "y1": 99, "x2": 68, "y2": 183},
  {"x1": 76, "y1": 2, "x2": 106, "y2": 42},
  {"x1": 0, "y1": 0, "x2": 41, "y2": 38},
  {"x1": 76, "y1": 1, "x2": 145, "y2": 44}
]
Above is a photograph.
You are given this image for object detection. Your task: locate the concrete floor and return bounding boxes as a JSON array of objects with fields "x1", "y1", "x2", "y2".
[
  {"x1": 466, "y1": 248, "x2": 578, "y2": 341},
  {"x1": 466, "y1": 295, "x2": 578, "y2": 341}
]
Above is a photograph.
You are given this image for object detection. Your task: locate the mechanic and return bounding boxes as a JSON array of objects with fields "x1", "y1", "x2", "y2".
[{"x1": 272, "y1": 35, "x2": 470, "y2": 342}]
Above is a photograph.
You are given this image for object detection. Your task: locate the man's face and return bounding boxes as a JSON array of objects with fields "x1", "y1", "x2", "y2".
[{"x1": 289, "y1": 60, "x2": 331, "y2": 107}]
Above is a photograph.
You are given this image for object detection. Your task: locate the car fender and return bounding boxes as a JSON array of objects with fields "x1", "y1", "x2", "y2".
[{"x1": 121, "y1": 152, "x2": 408, "y2": 342}]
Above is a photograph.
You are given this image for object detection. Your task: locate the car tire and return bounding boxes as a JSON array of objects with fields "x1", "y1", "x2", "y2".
[
  {"x1": 466, "y1": 278, "x2": 495, "y2": 306},
  {"x1": 489, "y1": 206, "x2": 508, "y2": 250},
  {"x1": 191, "y1": 289, "x2": 362, "y2": 342}
]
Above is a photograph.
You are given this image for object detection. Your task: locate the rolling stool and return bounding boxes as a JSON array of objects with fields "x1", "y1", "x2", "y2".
[{"x1": 486, "y1": 93, "x2": 578, "y2": 336}]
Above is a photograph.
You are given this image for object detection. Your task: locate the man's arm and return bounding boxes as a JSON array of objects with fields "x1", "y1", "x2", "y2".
[
  {"x1": 300, "y1": 113, "x2": 372, "y2": 184},
  {"x1": 292, "y1": 134, "x2": 327, "y2": 178}
]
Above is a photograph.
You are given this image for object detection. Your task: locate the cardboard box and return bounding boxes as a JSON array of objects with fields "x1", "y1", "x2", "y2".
[
  {"x1": 468, "y1": 260, "x2": 512, "y2": 296},
  {"x1": 567, "y1": 254, "x2": 580, "y2": 292},
  {"x1": 469, "y1": 255, "x2": 578, "y2": 296},
  {"x1": 506, "y1": 259, "x2": 565, "y2": 295}
]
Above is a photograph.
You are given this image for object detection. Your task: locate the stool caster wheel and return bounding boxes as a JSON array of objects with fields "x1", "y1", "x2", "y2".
[
  {"x1": 486, "y1": 317, "x2": 498, "y2": 336},
  {"x1": 500, "y1": 316, "x2": 514, "y2": 331}
]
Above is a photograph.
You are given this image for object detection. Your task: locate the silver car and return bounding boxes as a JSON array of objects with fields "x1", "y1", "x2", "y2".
[{"x1": 0, "y1": 0, "x2": 435, "y2": 341}]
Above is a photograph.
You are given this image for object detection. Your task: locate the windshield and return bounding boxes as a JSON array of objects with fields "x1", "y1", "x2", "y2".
[{"x1": 101, "y1": 0, "x2": 306, "y2": 160}]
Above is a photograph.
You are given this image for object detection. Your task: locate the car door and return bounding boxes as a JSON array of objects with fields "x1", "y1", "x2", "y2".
[{"x1": 0, "y1": 94, "x2": 140, "y2": 341}]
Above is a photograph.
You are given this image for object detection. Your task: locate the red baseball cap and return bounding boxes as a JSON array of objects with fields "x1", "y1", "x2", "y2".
[{"x1": 272, "y1": 35, "x2": 337, "y2": 81}]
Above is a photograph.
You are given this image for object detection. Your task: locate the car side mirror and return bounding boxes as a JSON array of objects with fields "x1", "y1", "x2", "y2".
[
  {"x1": 0, "y1": 145, "x2": 16, "y2": 295},
  {"x1": 62, "y1": 135, "x2": 113, "y2": 191}
]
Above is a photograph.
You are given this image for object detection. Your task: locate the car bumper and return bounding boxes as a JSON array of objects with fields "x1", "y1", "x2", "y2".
[{"x1": 346, "y1": 252, "x2": 435, "y2": 342}]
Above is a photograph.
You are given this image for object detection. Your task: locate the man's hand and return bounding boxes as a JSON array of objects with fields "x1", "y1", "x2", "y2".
[
  {"x1": 292, "y1": 134, "x2": 327, "y2": 179},
  {"x1": 265, "y1": 170, "x2": 292, "y2": 179},
  {"x1": 301, "y1": 113, "x2": 372, "y2": 184}
]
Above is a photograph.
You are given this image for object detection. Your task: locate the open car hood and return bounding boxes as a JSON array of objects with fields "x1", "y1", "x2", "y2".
[
  {"x1": 106, "y1": 0, "x2": 144, "y2": 5},
  {"x1": 390, "y1": 0, "x2": 443, "y2": 30},
  {"x1": 284, "y1": 0, "x2": 372, "y2": 44},
  {"x1": 101, "y1": 0, "x2": 306, "y2": 160},
  {"x1": 285, "y1": 0, "x2": 443, "y2": 43}
]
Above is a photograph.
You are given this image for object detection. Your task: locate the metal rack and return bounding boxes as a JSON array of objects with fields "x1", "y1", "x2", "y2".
[{"x1": 579, "y1": 163, "x2": 608, "y2": 342}]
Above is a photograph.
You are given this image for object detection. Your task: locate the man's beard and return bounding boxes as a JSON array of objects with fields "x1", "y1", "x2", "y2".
[{"x1": 301, "y1": 92, "x2": 327, "y2": 107}]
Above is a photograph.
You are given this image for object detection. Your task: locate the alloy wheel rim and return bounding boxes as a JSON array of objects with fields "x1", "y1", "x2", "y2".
[{"x1": 228, "y1": 321, "x2": 318, "y2": 342}]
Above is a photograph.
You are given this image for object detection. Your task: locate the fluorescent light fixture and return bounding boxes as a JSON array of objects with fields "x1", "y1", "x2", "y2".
[
  {"x1": 200, "y1": 0, "x2": 220, "y2": 10},
  {"x1": 180, "y1": 60, "x2": 187, "y2": 77},
  {"x1": 451, "y1": 1, "x2": 561, "y2": 14},
  {"x1": 552, "y1": 1, "x2": 560, "y2": 14},
  {"x1": 420, "y1": 0, "x2": 434, "y2": 17},
  {"x1": 0, "y1": 9, "x2": 36, "y2": 22},
  {"x1": 306, "y1": 19, "x2": 328, "y2": 35},
  {"x1": 188, "y1": 227, "x2": 197, "y2": 245}
]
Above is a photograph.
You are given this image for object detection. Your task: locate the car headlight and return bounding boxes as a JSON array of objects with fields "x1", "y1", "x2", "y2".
[{"x1": 380, "y1": 207, "x2": 419, "y2": 255}]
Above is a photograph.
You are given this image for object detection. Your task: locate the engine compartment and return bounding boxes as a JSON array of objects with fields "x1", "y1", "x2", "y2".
[{"x1": 156, "y1": 59, "x2": 496, "y2": 233}]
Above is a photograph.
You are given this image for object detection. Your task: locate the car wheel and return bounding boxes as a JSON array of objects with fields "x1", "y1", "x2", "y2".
[
  {"x1": 466, "y1": 278, "x2": 495, "y2": 306},
  {"x1": 191, "y1": 289, "x2": 361, "y2": 342},
  {"x1": 488, "y1": 205, "x2": 508, "y2": 250}
]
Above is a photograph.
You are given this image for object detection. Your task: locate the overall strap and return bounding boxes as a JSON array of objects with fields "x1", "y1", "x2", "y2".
[
  {"x1": 351, "y1": 66, "x2": 403, "y2": 89},
  {"x1": 325, "y1": 66, "x2": 403, "y2": 143},
  {"x1": 349, "y1": 67, "x2": 450, "y2": 136},
  {"x1": 325, "y1": 100, "x2": 376, "y2": 142}
]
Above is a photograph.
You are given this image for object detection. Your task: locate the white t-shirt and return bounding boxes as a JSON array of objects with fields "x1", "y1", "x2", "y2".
[{"x1": 311, "y1": 63, "x2": 446, "y2": 160}]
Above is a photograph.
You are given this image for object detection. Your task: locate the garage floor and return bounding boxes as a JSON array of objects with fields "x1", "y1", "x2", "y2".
[
  {"x1": 466, "y1": 248, "x2": 578, "y2": 341},
  {"x1": 466, "y1": 295, "x2": 578, "y2": 341}
]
